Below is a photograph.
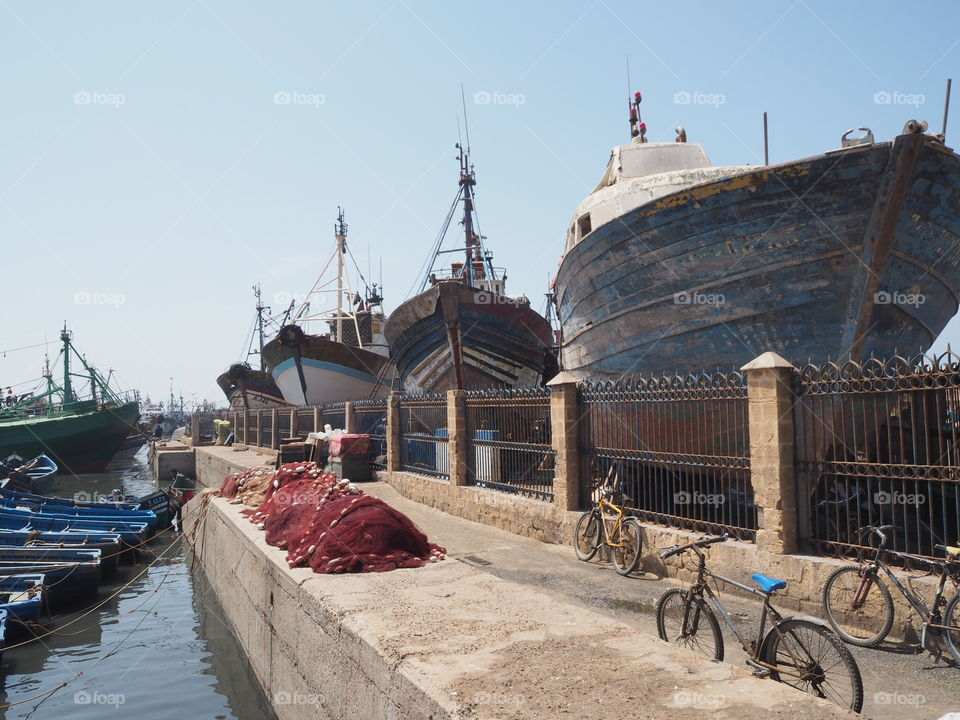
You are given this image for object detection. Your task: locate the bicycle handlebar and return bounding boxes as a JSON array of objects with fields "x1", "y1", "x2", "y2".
[
  {"x1": 660, "y1": 534, "x2": 729, "y2": 560},
  {"x1": 856, "y1": 524, "x2": 896, "y2": 545}
]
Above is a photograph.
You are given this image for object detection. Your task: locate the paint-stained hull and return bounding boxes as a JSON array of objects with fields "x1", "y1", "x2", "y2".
[
  {"x1": 556, "y1": 134, "x2": 960, "y2": 377},
  {"x1": 261, "y1": 335, "x2": 394, "y2": 406},
  {"x1": 385, "y1": 281, "x2": 556, "y2": 393},
  {"x1": 216, "y1": 367, "x2": 288, "y2": 411}
]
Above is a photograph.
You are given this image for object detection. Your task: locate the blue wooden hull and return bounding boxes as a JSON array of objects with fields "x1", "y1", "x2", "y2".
[
  {"x1": 556, "y1": 135, "x2": 960, "y2": 376},
  {"x1": 0, "y1": 533, "x2": 122, "y2": 576},
  {"x1": 0, "y1": 510, "x2": 148, "y2": 547},
  {"x1": 0, "y1": 574, "x2": 44, "y2": 629},
  {"x1": 0, "y1": 498, "x2": 158, "y2": 529}
]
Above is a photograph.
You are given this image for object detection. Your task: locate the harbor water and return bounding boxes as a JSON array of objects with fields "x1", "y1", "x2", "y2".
[{"x1": 0, "y1": 448, "x2": 274, "y2": 720}]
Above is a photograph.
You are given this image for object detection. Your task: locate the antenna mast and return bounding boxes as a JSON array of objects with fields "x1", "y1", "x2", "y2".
[{"x1": 335, "y1": 207, "x2": 347, "y2": 342}]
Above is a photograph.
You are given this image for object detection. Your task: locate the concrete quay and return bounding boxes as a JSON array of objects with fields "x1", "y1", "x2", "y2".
[{"x1": 182, "y1": 446, "x2": 857, "y2": 720}]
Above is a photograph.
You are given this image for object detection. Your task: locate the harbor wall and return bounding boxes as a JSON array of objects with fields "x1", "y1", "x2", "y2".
[{"x1": 182, "y1": 455, "x2": 854, "y2": 720}]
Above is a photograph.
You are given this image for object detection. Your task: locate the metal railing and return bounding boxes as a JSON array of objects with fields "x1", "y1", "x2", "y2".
[
  {"x1": 398, "y1": 393, "x2": 449, "y2": 479},
  {"x1": 320, "y1": 402, "x2": 346, "y2": 433},
  {"x1": 795, "y1": 353, "x2": 960, "y2": 564},
  {"x1": 465, "y1": 388, "x2": 554, "y2": 501},
  {"x1": 355, "y1": 399, "x2": 388, "y2": 470},
  {"x1": 579, "y1": 372, "x2": 756, "y2": 541}
]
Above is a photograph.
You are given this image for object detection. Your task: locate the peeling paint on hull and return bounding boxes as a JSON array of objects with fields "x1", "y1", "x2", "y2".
[{"x1": 557, "y1": 136, "x2": 960, "y2": 378}]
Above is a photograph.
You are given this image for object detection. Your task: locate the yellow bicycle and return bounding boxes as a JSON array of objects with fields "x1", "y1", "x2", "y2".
[{"x1": 574, "y1": 473, "x2": 642, "y2": 576}]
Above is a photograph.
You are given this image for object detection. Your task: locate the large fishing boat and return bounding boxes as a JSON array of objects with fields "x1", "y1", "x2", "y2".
[
  {"x1": 385, "y1": 144, "x2": 556, "y2": 392},
  {"x1": 0, "y1": 327, "x2": 140, "y2": 475},
  {"x1": 555, "y1": 92, "x2": 960, "y2": 378},
  {"x1": 217, "y1": 285, "x2": 291, "y2": 411},
  {"x1": 261, "y1": 209, "x2": 396, "y2": 405}
]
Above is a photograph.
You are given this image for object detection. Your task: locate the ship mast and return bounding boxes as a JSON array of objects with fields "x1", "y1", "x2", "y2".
[
  {"x1": 457, "y1": 144, "x2": 478, "y2": 287},
  {"x1": 335, "y1": 207, "x2": 347, "y2": 342},
  {"x1": 253, "y1": 284, "x2": 267, "y2": 371},
  {"x1": 60, "y1": 325, "x2": 72, "y2": 406}
]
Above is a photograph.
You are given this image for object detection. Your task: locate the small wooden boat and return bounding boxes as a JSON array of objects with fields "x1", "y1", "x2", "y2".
[
  {"x1": 0, "y1": 497, "x2": 159, "y2": 529},
  {"x1": 0, "y1": 483, "x2": 140, "y2": 511},
  {"x1": 0, "y1": 549, "x2": 101, "y2": 609},
  {"x1": 0, "y1": 574, "x2": 45, "y2": 635},
  {"x1": 0, "y1": 532, "x2": 122, "y2": 576},
  {"x1": 0, "y1": 609, "x2": 7, "y2": 661},
  {"x1": 0, "y1": 509, "x2": 148, "y2": 548},
  {"x1": 0, "y1": 454, "x2": 58, "y2": 494}
]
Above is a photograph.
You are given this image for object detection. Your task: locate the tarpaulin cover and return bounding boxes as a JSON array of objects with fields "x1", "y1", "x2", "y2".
[{"x1": 220, "y1": 461, "x2": 445, "y2": 573}]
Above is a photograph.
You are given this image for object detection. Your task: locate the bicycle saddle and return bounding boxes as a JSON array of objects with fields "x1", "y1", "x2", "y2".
[{"x1": 751, "y1": 573, "x2": 787, "y2": 593}]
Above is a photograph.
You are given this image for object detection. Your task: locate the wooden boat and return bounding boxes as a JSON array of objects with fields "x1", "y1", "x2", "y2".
[
  {"x1": 262, "y1": 209, "x2": 397, "y2": 405},
  {"x1": 0, "y1": 549, "x2": 101, "y2": 608},
  {"x1": 385, "y1": 146, "x2": 556, "y2": 392},
  {"x1": 555, "y1": 96, "x2": 960, "y2": 378},
  {"x1": 0, "y1": 497, "x2": 159, "y2": 529},
  {"x1": 0, "y1": 454, "x2": 58, "y2": 494},
  {"x1": 0, "y1": 510, "x2": 148, "y2": 548},
  {"x1": 0, "y1": 574, "x2": 45, "y2": 634},
  {"x1": 0, "y1": 483, "x2": 140, "y2": 511},
  {"x1": 0, "y1": 532, "x2": 122, "y2": 576},
  {"x1": 0, "y1": 482, "x2": 175, "y2": 527}
]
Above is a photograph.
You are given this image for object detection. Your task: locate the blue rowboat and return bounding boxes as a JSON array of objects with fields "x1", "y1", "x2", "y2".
[
  {"x1": 0, "y1": 497, "x2": 159, "y2": 529},
  {"x1": 0, "y1": 549, "x2": 101, "y2": 609},
  {"x1": 0, "y1": 573, "x2": 45, "y2": 634},
  {"x1": 0, "y1": 609, "x2": 7, "y2": 662},
  {"x1": 0, "y1": 484, "x2": 140, "y2": 511},
  {"x1": 0, "y1": 454, "x2": 58, "y2": 495},
  {"x1": 0, "y1": 510, "x2": 148, "y2": 548},
  {"x1": 0, "y1": 532, "x2": 122, "y2": 576}
]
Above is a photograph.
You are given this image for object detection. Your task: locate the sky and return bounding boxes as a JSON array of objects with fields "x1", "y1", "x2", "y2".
[{"x1": 1, "y1": 1, "x2": 958, "y2": 407}]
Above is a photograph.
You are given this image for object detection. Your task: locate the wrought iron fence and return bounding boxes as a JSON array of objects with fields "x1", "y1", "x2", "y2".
[
  {"x1": 277, "y1": 408, "x2": 292, "y2": 441},
  {"x1": 355, "y1": 398, "x2": 388, "y2": 470},
  {"x1": 320, "y1": 402, "x2": 346, "y2": 431},
  {"x1": 795, "y1": 353, "x2": 960, "y2": 564},
  {"x1": 579, "y1": 372, "x2": 755, "y2": 541},
  {"x1": 464, "y1": 388, "x2": 554, "y2": 501},
  {"x1": 398, "y1": 393, "x2": 449, "y2": 479},
  {"x1": 297, "y1": 407, "x2": 316, "y2": 435}
]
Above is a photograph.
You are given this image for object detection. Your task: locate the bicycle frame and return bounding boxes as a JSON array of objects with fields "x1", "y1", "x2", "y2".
[{"x1": 595, "y1": 496, "x2": 628, "y2": 549}]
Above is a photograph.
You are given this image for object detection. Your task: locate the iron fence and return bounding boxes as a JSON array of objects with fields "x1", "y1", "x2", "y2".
[
  {"x1": 464, "y1": 388, "x2": 554, "y2": 501},
  {"x1": 579, "y1": 371, "x2": 755, "y2": 541},
  {"x1": 297, "y1": 407, "x2": 316, "y2": 435},
  {"x1": 320, "y1": 402, "x2": 346, "y2": 432},
  {"x1": 355, "y1": 398, "x2": 388, "y2": 470},
  {"x1": 795, "y1": 353, "x2": 960, "y2": 564},
  {"x1": 398, "y1": 393, "x2": 449, "y2": 479}
]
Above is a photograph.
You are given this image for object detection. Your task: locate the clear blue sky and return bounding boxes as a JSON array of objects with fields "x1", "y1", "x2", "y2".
[{"x1": 1, "y1": 1, "x2": 958, "y2": 405}]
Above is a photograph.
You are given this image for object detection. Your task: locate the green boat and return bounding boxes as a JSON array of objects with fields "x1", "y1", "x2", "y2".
[{"x1": 0, "y1": 327, "x2": 140, "y2": 475}]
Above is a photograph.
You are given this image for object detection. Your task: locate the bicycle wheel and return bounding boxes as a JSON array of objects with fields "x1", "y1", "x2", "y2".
[
  {"x1": 611, "y1": 518, "x2": 642, "y2": 576},
  {"x1": 573, "y1": 510, "x2": 600, "y2": 562},
  {"x1": 822, "y1": 565, "x2": 894, "y2": 646},
  {"x1": 942, "y1": 594, "x2": 960, "y2": 665},
  {"x1": 762, "y1": 619, "x2": 863, "y2": 713},
  {"x1": 656, "y1": 588, "x2": 724, "y2": 661}
]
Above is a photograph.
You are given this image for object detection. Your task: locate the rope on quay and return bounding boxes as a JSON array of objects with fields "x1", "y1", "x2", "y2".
[{"x1": 0, "y1": 502, "x2": 218, "y2": 710}]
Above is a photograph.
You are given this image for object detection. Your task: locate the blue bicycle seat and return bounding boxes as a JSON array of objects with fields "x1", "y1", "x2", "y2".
[{"x1": 751, "y1": 573, "x2": 787, "y2": 593}]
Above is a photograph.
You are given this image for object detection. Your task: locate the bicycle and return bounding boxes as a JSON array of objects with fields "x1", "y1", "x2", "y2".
[
  {"x1": 573, "y1": 476, "x2": 642, "y2": 576},
  {"x1": 656, "y1": 534, "x2": 863, "y2": 712},
  {"x1": 821, "y1": 524, "x2": 960, "y2": 661}
]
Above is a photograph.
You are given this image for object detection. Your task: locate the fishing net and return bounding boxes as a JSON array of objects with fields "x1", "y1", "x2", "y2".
[{"x1": 220, "y1": 462, "x2": 445, "y2": 573}]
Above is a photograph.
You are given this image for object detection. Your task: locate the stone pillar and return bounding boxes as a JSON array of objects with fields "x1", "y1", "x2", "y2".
[
  {"x1": 386, "y1": 393, "x2": 401, "y2": 472},
  {"x1": 271, "y1": 408, "x2": 279, "y2": 450},
  {"x1": 547, "y1": 372, "x2": 582, "y2": 512},
  {"x1": 256, "y1": 410, "x2": 262, "y2": 447},
  {"x1": 447, "y1": 390, "x2": 468, "y2": 486},
  {"x1": 312, "y1": 406, "x2": 320, "y2": 435},
  {"x1": 344, "y1": 402, "x2": 357, "y2": 434},
  {"x1": 290, "y1": 407, "x2": 299, "y2": 439},
  {"x1": 742, "y1": 352, "x2": 798, "y2": 555}
]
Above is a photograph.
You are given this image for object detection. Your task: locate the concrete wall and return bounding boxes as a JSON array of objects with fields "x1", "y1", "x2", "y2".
[{"x1": 183, "y1": 483, "x2": 853, "y2": 720}]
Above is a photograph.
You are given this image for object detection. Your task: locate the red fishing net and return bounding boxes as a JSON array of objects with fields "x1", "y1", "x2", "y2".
[{"x1": 220, "y1": 462, "x2": 445, "y2": 573}]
